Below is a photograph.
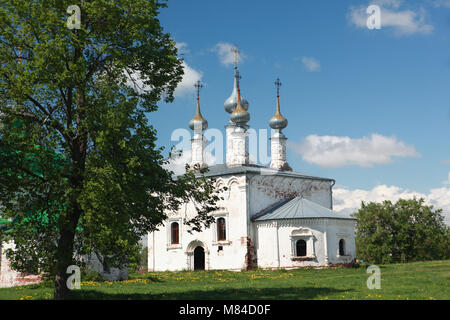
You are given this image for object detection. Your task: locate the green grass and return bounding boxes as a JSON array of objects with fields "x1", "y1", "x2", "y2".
[{"x1": 0, "y1": 260, "x2": 449, "y2": 300}]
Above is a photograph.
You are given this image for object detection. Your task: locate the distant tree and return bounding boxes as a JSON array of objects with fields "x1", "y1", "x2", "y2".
[
  {"x1": 0, "y1": 0, "x2": 224, "y2": 299},
  {"x1": 353, "y1": 198, "x2": 450, "y2": 264}
]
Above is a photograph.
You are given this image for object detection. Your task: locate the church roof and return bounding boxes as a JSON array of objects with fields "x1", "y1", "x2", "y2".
[
  {"x1": 202, "y1": 164, "x2": 334, "y2": 182},
  {"x1": 252, "y1": 197, "x2": 354, "y2": 221}
]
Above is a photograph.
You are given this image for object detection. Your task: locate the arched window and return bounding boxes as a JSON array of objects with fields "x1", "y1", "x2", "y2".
[
  {"x1": 217, "y1": 218, "x2": 226, "y2": 241},
  {"x1": 296, "y1": 239, "x2": 307, "y2": 257},
  {"x1": 339, "y1": 239, "x2": 345, "y2": 256},
  {"x1": 171, "y1": 222, "x2": 179, "y2": 245}
]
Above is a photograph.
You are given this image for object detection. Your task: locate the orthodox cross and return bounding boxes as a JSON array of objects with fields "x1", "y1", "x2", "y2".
[
  {"x1": 194, "y1": 80, "x2": 203, "y2": 101},
  {"x1": 275, "y1": 77, "x2": 282, "y2": 97},
  {"x1": 231, "y1": 44, "x2": 240, "y2": 70}
]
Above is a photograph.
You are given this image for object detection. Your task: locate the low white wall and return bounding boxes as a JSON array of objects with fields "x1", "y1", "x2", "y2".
[{"x1": 254, "y1": 218, "x2": 356, "y2": 269}]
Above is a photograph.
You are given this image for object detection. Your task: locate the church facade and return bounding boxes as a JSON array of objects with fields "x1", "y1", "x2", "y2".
[{"x1": 147, "y1": 63, "x2": 356, "y2": 271}]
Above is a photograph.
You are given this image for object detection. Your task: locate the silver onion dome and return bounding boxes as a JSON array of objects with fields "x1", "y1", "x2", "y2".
[
  {"x1": 269, "y1": 113, "x2": 287, "y2": 130},
  {"x1": 269, "y1": 86, "x2": 287, "y2": 130},
  {"x1": 230, "y1": 95, "x2": 250, "y2": 125},
  {"x1": 224, "y1": 77, "x2": 249, "y2": 114}
]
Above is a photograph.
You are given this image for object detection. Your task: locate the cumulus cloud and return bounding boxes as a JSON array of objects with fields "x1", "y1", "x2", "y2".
[
  {"x1": 299, "y1": 56, "x2": 321, "y2": 72},
  {"x1": 348, "y1": 0, "x2": 434, "y2": 36},
  {"x1": 124, "y1": 42, "x2": 202, "y2": 98},
  {"x1": 124, "y1": 69, "x2": 151, "y2": 94},
  {"x1": 333, "y1": 183, "x2": 450, "y2": 226},
  {"x1": 175, "y1": 42, "x2": 190, "y2": 55},
  {"x1": 289, "y1": 134, "x2": 420, "y2": 168},
  {"x1": 174, "y1": 61, "x2": 203, "y2": 98},
  {"x1": 124, "y1": 63, "x2": 202, "y2": 98},
  {"x1": 433, "y1": 0, "x2": 450, "y2": 8},
  {"x1": 211, "y1": 42, "x2": 245, "y2": 66}
]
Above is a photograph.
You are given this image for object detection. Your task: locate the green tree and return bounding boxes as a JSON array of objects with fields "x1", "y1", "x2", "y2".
[
  {"x1": 353, "y1": 198, "x2": 450, "y2": 264},
  {"x1": 0, "y1": 0, "x2": 223, "y2": 299}
]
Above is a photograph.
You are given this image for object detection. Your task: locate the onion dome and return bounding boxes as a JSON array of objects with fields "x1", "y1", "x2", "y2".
[
  {"x1": 230, "y1": 71, "x2": 250, "y2": 125},
  {"x1": 224, "y1": 77, "x2": 249, "y2": 114},
  {"x1": 269, "y1": 78, "x2": 288, "y2": 130},
  {"x1": 189, "y1": 101, "x2": 208, "y2": 131},
  {"x1": 189, "y1": 81, "x2": 208, "y2": 131}
]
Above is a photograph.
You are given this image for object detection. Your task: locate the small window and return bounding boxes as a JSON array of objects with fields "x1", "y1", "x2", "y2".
[
  {"x1": 171, "y1": 222, "x2": 179, "y2": 245},
  {"x1": 296, "y1": 239, "x2": 307, "y2": 257},
  {"x1": 339, "y1": 239, "x2": 345, "y2": 256},
  {"x1": 217, "y1": 218, "x2": 226, "y2": 241}
]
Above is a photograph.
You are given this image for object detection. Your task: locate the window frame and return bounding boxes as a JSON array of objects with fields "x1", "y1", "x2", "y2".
[
  {"x1": 167, "y1": 217, "x2": 182, "y2": 250},
  {"x1": 290, "y1": 228, "x2": 316, "y2": 261},
  {"x1": 211, "y1": 212, "x2": 231, "y2": 246},
  {"x1": 171, "y1": 222, "x2": 180, "y2": 245},
  {"x1": 217, "y1": 217, "x2": 226, "y2": 242}
]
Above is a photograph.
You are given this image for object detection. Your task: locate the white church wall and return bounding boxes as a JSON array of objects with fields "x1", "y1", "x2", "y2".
[
  {"x1": 254, "y1": 218, "x2": 356, "y2": 269},
  {"x1": 325, "y1": 220, "x2": 357, "y2": 265},
  {"x1": 255, "y1": 219, "x2": 327, "y2": 268},
  {"x1": 148, "y1": 174, "x2": 252, "y2": 271},
  {"x1": 248, "y1": 175, "x2": 332, "y2": 217}
]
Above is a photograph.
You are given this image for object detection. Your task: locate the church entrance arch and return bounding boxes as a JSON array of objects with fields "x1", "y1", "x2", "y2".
[
  {"x1": 186, "y1": 240, "x2": 209, "y2": 270},
  {"x1": 194, "y1": 247, "x2": 205, "y2": 270}
]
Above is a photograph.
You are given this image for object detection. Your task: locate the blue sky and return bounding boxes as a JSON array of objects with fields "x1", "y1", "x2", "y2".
[{"x1": 145, "y1": 0, "x2": 450, "y2": 222}]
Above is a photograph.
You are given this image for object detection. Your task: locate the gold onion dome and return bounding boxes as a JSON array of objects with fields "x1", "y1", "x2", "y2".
[
  {"x1": 189, "y1": 81, "x2": 208, "y2": 131},
  {"x1": 269, "y1": 78, "x2": 287, "y2": 130},
  {"x1": 189, "y1": 101, "x2": 208, "y2": 131}
]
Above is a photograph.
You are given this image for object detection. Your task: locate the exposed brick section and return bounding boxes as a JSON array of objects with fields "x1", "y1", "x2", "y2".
[
  {"x1": 1, "y1": 242, "x2": 42, "y2": 288},
  {"x1": 244, "y1": 237, "x2": 256, "y2": 271}
]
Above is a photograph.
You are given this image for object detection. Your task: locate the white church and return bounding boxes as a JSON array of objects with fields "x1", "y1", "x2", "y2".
[
  {"x1": 0, "y1": 54, "x2": 357, "y2": 288},
  {"x1": 147, "y1": 59, "x2": 356, "y2": 271}
]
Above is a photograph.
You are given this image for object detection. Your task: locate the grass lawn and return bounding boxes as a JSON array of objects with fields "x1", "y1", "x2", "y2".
[{"x1": 0, "y1": 260, "x2": 449, "y2": 300}]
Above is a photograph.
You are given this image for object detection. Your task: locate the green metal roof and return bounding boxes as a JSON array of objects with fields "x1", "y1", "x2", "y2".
[{"x1": 252, "y1": 197, "x2": 355, "y2": 221}]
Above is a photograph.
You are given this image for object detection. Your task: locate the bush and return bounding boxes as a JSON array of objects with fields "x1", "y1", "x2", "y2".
[
  {"x1": 80, "y1": 268, "x2": 104, "y2": 282},
  {"x1": 353, "y1": 198, "x2": 450, "y2": 264}
]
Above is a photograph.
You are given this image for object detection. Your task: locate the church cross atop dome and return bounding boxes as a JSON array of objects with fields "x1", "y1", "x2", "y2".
[
  {"x1": 275, "y1": 77, "x2": 282, "y2": 97},
  {"x1": 231, "y1": 44, "x2": 240, "y2": 71},
  {"x1": 194, "y1": 80, "x2": 203, "y2": 102}
]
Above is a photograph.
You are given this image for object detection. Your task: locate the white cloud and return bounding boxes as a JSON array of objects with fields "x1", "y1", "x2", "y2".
[
  {"x1": 124, "y1": 42, "x2": 202, "y2": 98},
  {"x1": 348, "y1": 1, "x2": 434, "y2": 36},
  {"x1": 211, "y1": 42, "x2": 245, "y2": 66},
  {"x1": 174, "y1": 61, "x2": 203, "y2": 98},
  {"x1": 163, "y1": 149, "x2": 217, "y2": 175},
  {"x1": 289, "y1": 134, "x2": 420, "y2": 168},
  {"x1": 124, "y1": 63, "x2": 202, "y2": 98},
  {"x1": 124, "y1": 69, "x2": 151, "y2": 94},
  {"x1": 333, "y1": 183, "x2": 450, "y2": 226},
  {"x1": 300, "y1": 56, "x2": 321, "y2": 72},
  {"x1": 175, "y1": 42, "x2": 189, "y2": 55},
  {"x1": 433, "y1": 0, "x2": 450, "y2": 8}
]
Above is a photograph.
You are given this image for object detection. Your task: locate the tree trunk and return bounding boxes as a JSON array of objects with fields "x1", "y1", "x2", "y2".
[
  {"x1": 53, "y1": 181, "x2": 83, "y2": 299},
  {"x1": 54, "y1": 226, "x2": 75, "y2": 300},
  {"x1": 54, "y1": 228, "x2": 76, "y2": 299}
]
